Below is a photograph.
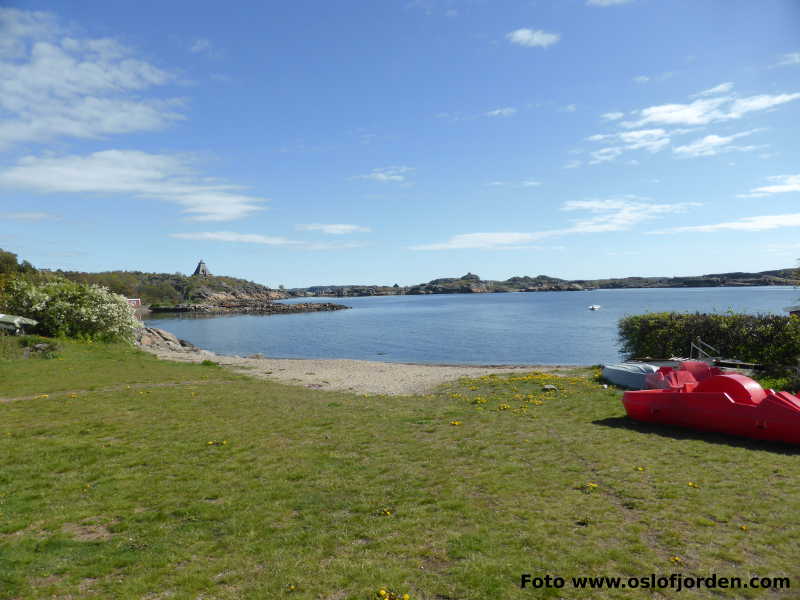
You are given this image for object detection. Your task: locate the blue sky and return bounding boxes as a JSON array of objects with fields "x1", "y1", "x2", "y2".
[{"x1": 1, "y1": 0, "x2": 799, "y2": 287}]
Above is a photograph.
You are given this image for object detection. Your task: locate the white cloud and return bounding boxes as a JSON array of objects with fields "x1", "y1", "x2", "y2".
[
  {"x1": 602, "y1": 112, "x2": 624, "y2": 121},
  {"x1": 561, "y1": 104, "x2": 577, "y2": 113},
  {"x1": 633, "y1": 75, "x2": 650, "y2": 83},
  {"x1": 171, "y1": 231, "x2": 365, "y2": 250},
  {"x1": 587, "y1": 0, "x2": 633, "y2": 5},
  {"x1": 777, "y1": 52, "x2": 800, "y2": 67},
  {"x1": 0, "y1": 150, "x2": 266, "y2": 221},
  {"x1": 506, "y1": 28, "x2": 560, "y2": 48},
  {"x1": 486, "y1": 107, "x2": 517, "y2": 117},
  {"x1": 295, "y1": 224, "x2": 371, "y2": 235},
  {"x1": 485, "y1": 179, "x2": 541, "y2": 188},
  {"x1": 0, "y1": 8, "x2": 181, "y2": 149},
  {"x1": 622, "y1": 93, "x2": 800, "y2": 128},
  {"x1": 673, "y1": 130, "x2": 760, "y2": 157},
  {"x1": 692, "y1": 82, "x2": 734, "y2": 97},
  {"x1": 738, "y1": 174, "x2": 800, "y2": 198},
  {"x1": 412, "y1": 197, "x2": 698, "y2": 249},
  {"x1": 352, "y1": 166, "x2": 413, "y2": 182},
  {"x1": 564, "y1": 159, "x2": 583, "y2": 169},
  {"x1": 1, "y1": 211, "x2": 57, "y2": 221},
  {"x1": 190, "y1": 38, "x2": 212, "y2": 54},
  {"x1": 652, "y1": 213, "x2": 800, "y2": 234},
  {"x1": 587, "y1": 128, "x2": 672, "y2": 163}
]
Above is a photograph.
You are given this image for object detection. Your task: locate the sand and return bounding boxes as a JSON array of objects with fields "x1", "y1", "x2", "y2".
[{"x1": 143, "y1": 345, "x2": 577, "y2": 396}]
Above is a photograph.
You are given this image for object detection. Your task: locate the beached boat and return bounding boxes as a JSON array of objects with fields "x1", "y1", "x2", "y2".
[{"x1": 622, "y1": 361, "x2": 800, "y2": 445}]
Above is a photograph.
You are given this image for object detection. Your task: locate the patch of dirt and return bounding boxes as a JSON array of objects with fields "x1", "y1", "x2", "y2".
[
  {"x1": 61, "y1": 521, "x2": 113, "y2": 542},
  {"x1": 29, "y1": 575, "x2": 63, "y2": 588}
]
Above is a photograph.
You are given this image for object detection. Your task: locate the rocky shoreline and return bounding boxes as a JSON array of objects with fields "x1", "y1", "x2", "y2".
[{"x1": 148, "y1": 301, "x2": 349, "y2": 315}]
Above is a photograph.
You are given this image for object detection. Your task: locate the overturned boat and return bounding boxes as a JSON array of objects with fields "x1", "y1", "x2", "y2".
[{"x1": 622, "y1": 361, "x2": 800, "y2": 445}]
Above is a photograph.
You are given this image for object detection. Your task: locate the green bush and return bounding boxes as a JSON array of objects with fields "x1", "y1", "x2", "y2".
[
  {"x1": 618, "y1": 312, "x2": 800, "y2": 368},
  {"x1": 0, "y1": 277, "x2": 139, "y2": 342}
]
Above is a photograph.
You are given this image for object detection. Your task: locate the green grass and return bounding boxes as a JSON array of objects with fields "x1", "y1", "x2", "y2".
[{"x1": 1, "y1": 338, "x2": 799, "y2": 599}]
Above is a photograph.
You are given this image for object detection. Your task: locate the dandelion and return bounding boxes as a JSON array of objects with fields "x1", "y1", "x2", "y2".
[
  {"x1": 68, "y1": 393, "x2": 78, "y2": 399},
  {"x1": 381, "y1": 509, "x2": 392, "y2": 516},
  {"x1": 498, "y1": 404, "x2": 510, "y2": 411},
  {"x1": 35, "y1": 394, "x2": 49, "y2": 399},
  {"x1": 635, "y1": 466, "x2": 645, "y2": 471},
  {"x1": 379, "y1": 590, "x2": 387, "y2": 597},
  {"x1": 287, "y1": 583, "x2": 296, "y2": 591},
  {"x1": 670, "y1": 556, "x2": 683, "y2": 564},
  {"x1": 740, "y1": 525, "x2": 748, "y2": 531},
  {"x1": 449, "y1": 421, "x2": 462, "y2": 426},
  {"x1": 687, "y1": 481, "x2": 699, "y2": 488}
]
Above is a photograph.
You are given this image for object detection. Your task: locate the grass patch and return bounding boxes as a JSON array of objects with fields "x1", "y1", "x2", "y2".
[{"x1": 0, "y1": 339, "x2": 798, "y2": 598}]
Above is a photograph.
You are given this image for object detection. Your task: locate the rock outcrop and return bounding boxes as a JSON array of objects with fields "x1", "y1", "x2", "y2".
[
  {"x1": 135, "y1": 327, "x2": 200, "y2": 353},
  {"x1": 149, "y1": 301, "x2": 349, "y2": 315}
]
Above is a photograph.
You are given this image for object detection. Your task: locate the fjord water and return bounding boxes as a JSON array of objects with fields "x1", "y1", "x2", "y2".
[{"x1": 145, "y1": 287, "x2": 798, "y2": 365}]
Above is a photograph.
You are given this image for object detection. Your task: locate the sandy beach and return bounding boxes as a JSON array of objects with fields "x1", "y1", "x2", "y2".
[{"x1": 138, "y1": 328, "x2": 577, "y2": 395}]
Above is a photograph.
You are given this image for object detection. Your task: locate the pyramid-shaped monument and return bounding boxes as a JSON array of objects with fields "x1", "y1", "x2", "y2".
[{"x1": 193, "y1": 259, "x2": 210, "y2": 277}]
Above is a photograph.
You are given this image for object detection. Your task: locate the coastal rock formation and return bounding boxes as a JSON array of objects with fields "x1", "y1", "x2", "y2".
[
  {"x1": 149, "y1": 301, "x2": 349, "y2": 315},
  {"x1": 135, "y1": 327, "x2": 199, "y2": 353}
]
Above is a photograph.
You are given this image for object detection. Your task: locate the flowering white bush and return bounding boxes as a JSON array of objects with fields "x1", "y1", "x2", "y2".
[{"x1": 2, "y1": 277, "x2": 139, "y2": 341}]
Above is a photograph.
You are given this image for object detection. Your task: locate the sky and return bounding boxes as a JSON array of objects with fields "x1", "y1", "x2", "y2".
[{"x1": 1, "y1": 0, "x2": 799, "y2": 287}]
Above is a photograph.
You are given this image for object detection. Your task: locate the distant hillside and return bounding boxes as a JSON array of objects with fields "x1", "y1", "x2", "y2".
[
  {"x1": 290, "y1": 268, "x2": 800, "y2": 297},
  {"x1": 58, "y1": 270, "x2": 284, "y2": 306}
]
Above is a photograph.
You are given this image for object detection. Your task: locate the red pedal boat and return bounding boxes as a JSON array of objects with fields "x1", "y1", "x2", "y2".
[{"x1": 622, "y1": 361, "x2": 800, "y2": 445}]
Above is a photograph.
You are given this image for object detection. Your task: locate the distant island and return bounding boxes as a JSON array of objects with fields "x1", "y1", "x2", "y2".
[
  {"x1": 3, "y1": 248, "x2": 796, "y2": 307},
  {"x1": 288, "y1": 268, "x2": 800, "y2": 297}
]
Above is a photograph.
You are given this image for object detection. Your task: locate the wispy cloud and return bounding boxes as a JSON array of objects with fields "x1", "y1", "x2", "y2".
[
  {"x1": 692, "y1": 82, "x2": 734, "y2": 98},
  {"x1": 651, "y1": 213, "x2": 800, "y2": 234},
  {"x1": 587, "y1": 0, "x2": 634, "y2": 5},
  {"x1": 622, "y1": 93, "x2": 800, "y2": 128},
  {"x1": 412, "y1": 197, "x2": 698, "y2": 250},
  {"x1": 295, "y1": 223, "x2": 371, "y2": 235},
  {"x1": 602, "y1": 112, "x2": 624, "y2": 121},
  {"x1": 0, "y1": 211, "x2": 58, "y2": 221},
  {"x1": 485, "y1": 179, "x2": 541, "y2": 188},
  {"x1": 0, "y1": 8, "x2": 181, "y2": 149},
  {"x1": 171, "y1": 231, "x2": 366, "y2": 250},
  {"x1": 506, "y1": 28, "x2": 560, "y2": 48},
  {"x1": 486, "y1": 107, "x2": 517, "y2": 117},
  {"x1": 673, "y1": 129, "x2": 762, "y2": 157},
  {"x1": 189, "y1": 38, "x2": 214, "y2": 55},
  {"x1": 633, "y1": 75, "x2": 650, "y2": 83},
  {"x1": 776, "y1": 52, "x2": 800, "y2": 67},
  {"x1": 586, "y1": 128, "x2": 673, "y2": 163},
  {"x1": 351, "y1": 166, "x2": 413, "y2": 182},
  {"x1": 0, "y1": 150, "x2": 266, "y2": 221},
  {"x1": 738, "y1": 174, "x2": 800, "y2": 198}
]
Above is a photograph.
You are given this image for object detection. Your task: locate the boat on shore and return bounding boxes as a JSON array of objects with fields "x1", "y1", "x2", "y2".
[{"x1": 622, "y1": 361, "x2": 800, "y2": 445}]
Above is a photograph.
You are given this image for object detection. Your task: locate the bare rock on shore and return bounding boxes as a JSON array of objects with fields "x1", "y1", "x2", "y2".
[{"x1": 134, "y1": 327, "x2": 199, "y2": 353}]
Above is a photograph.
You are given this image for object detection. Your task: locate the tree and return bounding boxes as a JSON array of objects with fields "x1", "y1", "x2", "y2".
[
  {"x1": 1, "y1": 277, "x2": 139, "y2": 341},
  {"x1": 0, "y1": 249, "x2": 19, "y2": 274}
]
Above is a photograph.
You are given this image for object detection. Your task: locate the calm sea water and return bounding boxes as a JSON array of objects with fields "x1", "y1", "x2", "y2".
[{"x1": 144, "y1": 287, "x2": 798, "y2": 365}]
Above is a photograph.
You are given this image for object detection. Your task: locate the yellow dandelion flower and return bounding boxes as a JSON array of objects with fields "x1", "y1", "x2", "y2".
[
  {"x1": 687, "y1": 481, "x2": 699, "y2": 488},
  {"x1": 740, "y1": 525, "x2": 748, "y2": 531},
  {"x1": 449, "y1": 420, "x2": 462, "y2": 426},
  {"x1": 403, "y1": 595, "x2": 410, "y2": 600},
  {"x1": 670, "y1": 556, "x2": 683, "y2": 564},
  {"x1": 635, "y1": 466, "x2": 645, "y2": 471},
  {"x1": 379, "y1": 590, "x2": 387, "y2": 597}
]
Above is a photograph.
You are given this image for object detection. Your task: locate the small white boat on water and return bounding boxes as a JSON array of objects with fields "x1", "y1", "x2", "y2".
[{"x1": 588, "y1": 305, "x2": 601, "y2": 311}]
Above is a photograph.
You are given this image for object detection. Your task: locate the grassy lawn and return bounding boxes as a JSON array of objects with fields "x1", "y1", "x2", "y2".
[{"x1": 1, "y1": 336, "x2": 799, "y2": 599}]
